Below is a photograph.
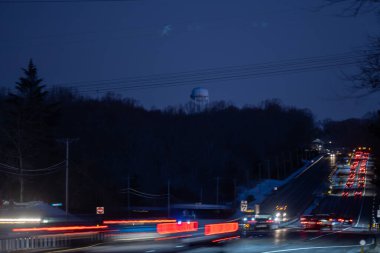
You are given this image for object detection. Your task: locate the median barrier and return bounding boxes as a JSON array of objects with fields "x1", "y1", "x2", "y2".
[{"x1": 0, "y1": 232, "x2": 104, "y2": 252}]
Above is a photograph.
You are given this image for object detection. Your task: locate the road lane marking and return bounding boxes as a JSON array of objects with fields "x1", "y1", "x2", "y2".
[
  {"x1": 355, "y1": 194, "x2": 365, "y2": 227},
  {"x1": 261, "y1": 242, "x2": 373, "y2": 253},
  {"x1": 308, "y1": 227, "x2": 350, "y2": 241}
]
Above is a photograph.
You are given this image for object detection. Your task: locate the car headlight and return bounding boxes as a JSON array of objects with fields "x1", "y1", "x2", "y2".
[
  {"x1": 283, "y1": 213, "x2": 287, "y2": 216},
  {"x1": 243, "y1": 217, "x2": 247, "y2": 222},
  {"x1": 276, "y1": 213, "x2": 280, "y2": 217}
]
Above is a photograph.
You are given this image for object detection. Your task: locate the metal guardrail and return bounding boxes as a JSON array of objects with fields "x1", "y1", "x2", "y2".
[{"x1": 0, "y1": 232, "x2": 104, "y2": 252}]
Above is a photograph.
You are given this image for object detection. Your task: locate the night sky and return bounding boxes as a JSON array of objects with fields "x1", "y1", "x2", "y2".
[{"x1": 0, "y1": 0, "x2": 379, "y2": 120}]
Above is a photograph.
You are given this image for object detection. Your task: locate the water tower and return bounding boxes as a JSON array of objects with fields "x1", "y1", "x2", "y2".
[{"x1": 190, "y1": 87, "x2": 209, "y2": 112}]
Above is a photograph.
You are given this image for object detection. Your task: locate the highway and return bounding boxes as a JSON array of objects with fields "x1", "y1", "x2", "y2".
[
  {"x1": 54, "y1": 229, "x2": 377, "y2": 252},
  {"x1": 260, "y1": 157, "x2": 332, "y2": 218},
  {"x1": 1, "y1": 153, "x2": 378, "y2": 253},
  {"x1": 314, "y1": 151, "x2": 377, "y2": 228},
  {"x1": 314, "y1": 195, "x2": 375, "y2": 227}
]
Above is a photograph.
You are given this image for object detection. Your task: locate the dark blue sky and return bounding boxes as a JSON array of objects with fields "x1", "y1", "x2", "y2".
[{"x1": 0, "y1": 0, "x2": 379, "y2": 120}]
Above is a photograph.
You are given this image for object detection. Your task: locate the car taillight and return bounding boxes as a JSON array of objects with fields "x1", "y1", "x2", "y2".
[{"x1": 266, "y1": 220, "x2": 274, "y2": 223}]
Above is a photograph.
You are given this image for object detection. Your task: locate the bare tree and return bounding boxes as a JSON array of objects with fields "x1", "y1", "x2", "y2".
[
  {"x1": 324, "y1": 0, "x2": 380, "y2": 16},
  {"x1": 323, "y1": 1, "x2": 380, "y2": 94},
  {"x1": 352, "y1": 38, "x2": 380, "y2": 93}
]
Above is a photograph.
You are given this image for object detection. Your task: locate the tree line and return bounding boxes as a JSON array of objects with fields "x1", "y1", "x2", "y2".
[{"x1": 0, "y1": 60, "x2": 379, "y2": 213}]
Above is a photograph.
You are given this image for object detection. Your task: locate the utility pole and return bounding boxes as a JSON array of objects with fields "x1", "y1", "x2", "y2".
[
  {"x1": 65, "y1": 139, "x2": 69, "y2": 216},
  {"x1": 216, "y1": 176, "x2": 219, "y2": 205},
  {"x1": 57, "y1": 138, "x2": 78, "y2": 216},
  {"x1": 289, "y1": 151, "x2": 293, "y2": 169},
  {"x1": 167, "y1": 180, "x2": 170, "y2": 218},
  {"x1": 282, "y1": 153, "x2": 287, "y2": 176},
  {"x1": 19, "y1": 152, "x2": 24, "y2": 203},
  {"x1": 233, "y1": 179, "x2": 237, "y2": 205},
  {"x1": 246, "y1": 169, "x2": 250, "y2": 186},
  {"x1": 258, "y1": 163, "x2": 262, "y2": 181},
  {"x1": 127, "y1": 175, "x2": 130, "y2": 217}
]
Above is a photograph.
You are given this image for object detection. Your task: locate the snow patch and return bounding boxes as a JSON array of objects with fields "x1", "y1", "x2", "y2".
[{"x1": 239, "y1": 157, "x2": 322, "y2": 206}]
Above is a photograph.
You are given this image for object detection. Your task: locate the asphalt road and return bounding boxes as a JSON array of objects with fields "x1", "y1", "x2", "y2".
[
  {"x1": 313, "y1": 154, "x2": 376, "y2": 227},
  {"x1": 55, "y1": 229, "x2": 377, "y2": 253},
  {"x1": 314, "y1": 195, "x2": 375, "y2": 227},
  {"x1": 260, "y1": 157, "x2": 332, "y2": 218},
  {"x1": 183, "y1": 229, "x2": 377, "y2": 253},
  {"x1": 22, "y1": 156, "x2": 380, "y2": 253}
]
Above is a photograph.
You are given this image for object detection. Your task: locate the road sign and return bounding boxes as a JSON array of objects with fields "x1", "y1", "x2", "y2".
[
  {"x1": 96, "y1": 206, "x2": 104, "y2": 215},
  {"x1": 377, "y1": 210, "x2": 380, "y2": 218},
  {"x1": 240, "y1": 200, "x2": 247, "y2": 212}
]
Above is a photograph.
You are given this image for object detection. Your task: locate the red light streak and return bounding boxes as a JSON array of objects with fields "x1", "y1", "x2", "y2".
[
  {"x1": 212, "y1": 235, "x2": 240, "y2": 243},
  {"x1": 155, "y1": 234, "x2": 193, "y2": 241},
  {"x1": 204, "y1": 222, "x2": 238, "y2": 236},
  {"x1": 103, "y1": 219, "x2": 176, "y2": 225},
  {"x1": 13, "y1": 225, "x2": 108, "y2": 232},
  {"x1": 156, "y1": 221, "x2": 198, "y2": 234}
]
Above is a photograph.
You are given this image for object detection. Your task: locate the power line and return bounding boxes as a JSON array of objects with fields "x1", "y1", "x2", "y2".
[
  {"x1": 120, "y1": 187, "x2": 168, "y2": 197},
  {"x1": 56, "y1": 53, "x2": 366, "y2": 94},
  {"x1": 80, "y1": 59, "x2": 360, "y2": 93},
  {"x1": 0, "y1": 162, "x2": 65, "y2": 176},
  {"x1": 52, "y1": 51, "x2": 369, "y2": 94},
  {"x1": 0, "y1": 0, "x2": 138, "y2": 3},
  {"x1": 23, "y1": 161, "x2": 65, "y2": 172},
  {"x1": 128, "y1": 191, "x2": 168, "y2": 199},
  {"x1": 0, "y1": 162, "x2": 19, "y2": 171},
  {"x1": 56, "y1": 51, "x2": 366, "y2": 89}
]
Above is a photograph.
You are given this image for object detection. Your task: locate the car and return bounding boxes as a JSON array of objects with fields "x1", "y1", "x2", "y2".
[
  {"x1": 301, "y1": 216, "x2": 321, "y2": 230},
  {"x1": 239, "y1": 214, "x2": 277, "y2": 235},
  {"x1": 239, "y1": 214, "x2": 256, "y2": 234},
  {"x1": 275, "y1": 205, "x2": 288, "y2": 222},
  {"x1": 314, "y1": 214, "x2": 333, "y2": 230},
  {"x1": 301, "y1": 214, "x2": 333, "y2": 230},
  {"x1": 337, "y1": 217, "x2": 353, "y2": 225},
  {"x1": 300, "y1": 215, "x2": 313, "y2": 226}
]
